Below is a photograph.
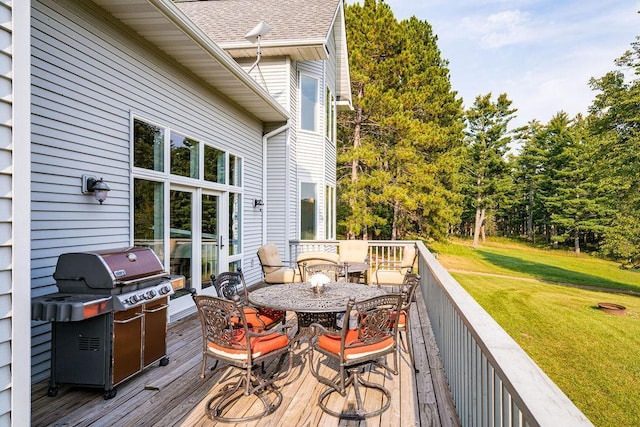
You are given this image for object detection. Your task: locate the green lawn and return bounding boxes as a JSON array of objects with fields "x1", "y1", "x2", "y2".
[{"x1": 428, "y1": 238, "x2": 640, "y2": 427}]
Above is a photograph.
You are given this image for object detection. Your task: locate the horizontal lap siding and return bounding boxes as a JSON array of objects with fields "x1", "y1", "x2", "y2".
[
  {"x1": 238, "y1": 58, "x2": 291, "y2": 258},
  {"x1": 31, "y1": 0, "x2": 265, "y2": 382}
]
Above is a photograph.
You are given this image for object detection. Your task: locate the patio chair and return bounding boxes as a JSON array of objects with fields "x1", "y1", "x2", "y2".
[
  {"x1": 308, "y1": 293, "x2": 403, "y2": 419},
  {"x1": 371, "y1": 244, "x2": 417, "y2": 287},
  {"x1": 191, "y1": 292, "x2": 293, "y2": 422},
  {"x1": 396, "y1": 272, "x2": 421, "y2": 373},
  {"x1": 211, "y1": 270, "x2": 285, "y2": 330},
  {"x1": 301, "y1": 261, "x2": 348, "y2": 283},
  {"x1": 295, "y1": 251, "x2": 340, "y2": 280},
  {"x1": 338, "y1": 239, "x2": 369, "y2": 263},
  {"x1": 257, "y1": 244, "x2": 298, "y2": 284}
]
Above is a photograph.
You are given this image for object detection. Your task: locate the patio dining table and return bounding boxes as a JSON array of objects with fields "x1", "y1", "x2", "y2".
[{"x1": 248, "y1": 282, "x2": 385, "y2": 339}]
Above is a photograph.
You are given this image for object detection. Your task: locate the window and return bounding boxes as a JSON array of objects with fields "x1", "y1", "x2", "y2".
[
  {"x1": 229, "y1": 154, "x2": 242, "y2": 186},
  {"x1": 133, "y1": 179, "x2": 164, "y2": 259},
  {"x1": 325, "y1": 185, "x2": 335, "y2": 239},
  {"x1": 229, "y1": 192, "x2": 241, "y2": 255},
  {"x1": 204, "y1": 145, "x2": 225, "y2": 183},
  {"x1": 133, "y1": 119, "x2": 164, "y2": 172},
  {"x1": 300, "y1": 183, "x2": 317, "y2": 240},
  {"x1": 132, "y1": 117, "x2": 244, "y2": 298},
  {"x1": 170, "y1": 131, "x2": 199, "y2": 178},
  {"x1": 301, "y1": 75, "x2": 318, "y2": 132},
  {"x1": 326, "y1": 88, "x2": 335, "y2": 143}
]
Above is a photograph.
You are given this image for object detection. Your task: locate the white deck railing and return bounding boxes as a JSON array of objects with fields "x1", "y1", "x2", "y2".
[{"x1": 291, "y1": 240, "x2": 592, "y2": 426}]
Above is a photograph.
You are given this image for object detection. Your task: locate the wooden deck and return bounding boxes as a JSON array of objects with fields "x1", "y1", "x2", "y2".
[{"x1": 31, "y1": 289, "x2": 459, "y2": 426}]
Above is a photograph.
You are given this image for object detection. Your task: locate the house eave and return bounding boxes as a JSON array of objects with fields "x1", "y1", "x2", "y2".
[
  {"x1": 221, "y1": 40, "x2": 329, "y2": 61},
  {"x1": 91, "y1": 0, "x2": 289, "y2": 123}
]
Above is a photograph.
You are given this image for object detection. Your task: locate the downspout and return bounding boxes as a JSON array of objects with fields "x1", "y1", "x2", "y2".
[{"x1": 262, "y1": 121, "x2": 291, "y2": 245}]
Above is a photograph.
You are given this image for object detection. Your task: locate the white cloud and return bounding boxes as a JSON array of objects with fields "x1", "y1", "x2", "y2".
[{"x1": 461, "y1": 10, "x2": 533, "y2": 48}]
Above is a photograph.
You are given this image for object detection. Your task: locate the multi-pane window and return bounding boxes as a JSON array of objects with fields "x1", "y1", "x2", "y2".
[
  {"x1": 301, "y1": 74, "x2": 318, "y2": 132},
  {"x1": 132, "y1": 117, "x2": 244, "y2": 289},
  {"x1": 301, "y1": 182, "x2": 317, "y2": 240}
]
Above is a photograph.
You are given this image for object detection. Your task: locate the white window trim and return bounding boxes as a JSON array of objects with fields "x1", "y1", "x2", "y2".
[{"x1": 299, "y1": 73, "x2": 320, "y2": 134}]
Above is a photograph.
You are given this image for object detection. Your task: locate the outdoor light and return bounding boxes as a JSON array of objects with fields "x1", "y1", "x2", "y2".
[{"x1": 82, "y1": 174, "x2": 111, "y2": 204}]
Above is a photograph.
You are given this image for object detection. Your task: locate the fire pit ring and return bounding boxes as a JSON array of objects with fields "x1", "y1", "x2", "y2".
[{"x1": 597, "y1": 302, "x2": 626, "y2": 316}]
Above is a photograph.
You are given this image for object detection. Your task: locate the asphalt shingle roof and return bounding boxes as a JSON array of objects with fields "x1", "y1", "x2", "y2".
[{"x1": 176, "y1": 0, "x2": 341, "y2": 45}]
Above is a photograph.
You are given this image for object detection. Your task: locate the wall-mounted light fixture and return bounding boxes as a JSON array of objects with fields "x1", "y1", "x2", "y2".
[
  {"x1": 254, "y1": 199, "x2": 264, "y2": 208},
  {"x1": 82, "y1": 174, "x2": 111, "y2": 204}
]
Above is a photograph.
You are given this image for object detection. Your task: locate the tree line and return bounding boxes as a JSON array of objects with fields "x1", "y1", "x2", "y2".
[{"x1": 338, "y1": 0, "x2": 640, "y2": 268}]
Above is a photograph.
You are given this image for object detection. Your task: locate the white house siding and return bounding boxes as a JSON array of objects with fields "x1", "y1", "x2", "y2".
[
  {"x1": 4, "y1": 1, "x2": 32, "y2": 424},
  {"x1": 30, "y1": 0, "x2": 267, "y2": 382},
  {"x1": 235, "y1": 57, "x2": 294, "y2": 257}
]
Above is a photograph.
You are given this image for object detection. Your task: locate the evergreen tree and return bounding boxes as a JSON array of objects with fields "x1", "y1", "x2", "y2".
[
  {"x1": 462, "y1": 93, "x2": 516, "y2": 246},
  {"x1": 339, "y1": 0, "x2": 464, "y2": 241}
]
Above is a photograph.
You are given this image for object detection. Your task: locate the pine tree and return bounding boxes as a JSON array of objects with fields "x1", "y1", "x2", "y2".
[{"x1": 462, "y1": 93, "x2": 516, "y2": 246}]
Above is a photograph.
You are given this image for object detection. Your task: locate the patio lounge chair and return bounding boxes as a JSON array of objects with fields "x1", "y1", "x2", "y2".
[
  {"x1": 308, "y1": 293, "x2": 403, "y2": 419},
  {"x1": 191, "y1": 291, "x2": 293, "y2": 422},
  {"x1": 338, "y1": 239, "x2": 369, "y2": 264},
  {"x1": 257, "y1": 244, "x2": 298, "y2": 283},
  {"x1": 371, "y1": 244, "x2": 417, "y2": 286}
]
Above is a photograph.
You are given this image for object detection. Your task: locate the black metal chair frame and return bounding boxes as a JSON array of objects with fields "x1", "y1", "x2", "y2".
[
  {"x1": 302, "y1": 261, "x2": 348, "y2": 283},
  {"x1": 191, "y1": 292, "x2": 293, "y2": 422},
  {"x1": 398, "y1": 272, "x2": 420, "y2": 373},
  {"x1": 211, "y1": 269, "x2": 285, "y2": 330},
  {"x1": 308, "y1": 293, "x2": 403, "y2": 420}
]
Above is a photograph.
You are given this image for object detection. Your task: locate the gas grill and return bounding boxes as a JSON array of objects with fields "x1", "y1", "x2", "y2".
[{"x1": 31, "y1": 247, "x2": 184, "y2": 399}]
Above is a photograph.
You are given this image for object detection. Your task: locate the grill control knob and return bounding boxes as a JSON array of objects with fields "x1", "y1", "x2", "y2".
[
  {"x1": 129, "y1": 294, "x2": 141, "y2": 304},
  {"x1": 159, "y1": 285, "x2": 171, "y2": 295},
  {"x1": 145, "y1": 289, "x2": 157, "y2": 299}
]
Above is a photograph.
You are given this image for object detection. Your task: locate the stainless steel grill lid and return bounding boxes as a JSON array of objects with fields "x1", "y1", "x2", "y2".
[{"x1": 53, "y1": 247, "x2": 165, "y2": 290}]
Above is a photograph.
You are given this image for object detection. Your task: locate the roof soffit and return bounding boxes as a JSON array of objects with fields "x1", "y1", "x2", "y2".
[{"x1": 90, "y1": 0, "x2": 289, "y2": 123}]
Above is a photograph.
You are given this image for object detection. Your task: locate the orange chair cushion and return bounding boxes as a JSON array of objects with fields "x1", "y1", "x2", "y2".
[
  {"x1": 318, "y1": 329, "x2": 394, "y2": 360},
  {"x1": 389, "y1": 311, "x2": 407, "y2": 329},
  {"x1": 207, "y1": 330, "x2": 289, "y2": 361},
  {"x1": 230, "y1": 307, "x2": 284, "y2": 330}
]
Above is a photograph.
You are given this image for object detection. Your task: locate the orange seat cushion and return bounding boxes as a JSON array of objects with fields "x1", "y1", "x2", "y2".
[
  {"x1": 318, "y1": 329, "x2": 394, "y2": 360},
  {"x1": 389, "y1": 311, "x2": 407, "y2": 328},
  {"x1": 207, "y1": 330, "x2": 289, "y2": 361},
  {"x1": 230, "y1": 307, "x2": 284, "y2": 330}
]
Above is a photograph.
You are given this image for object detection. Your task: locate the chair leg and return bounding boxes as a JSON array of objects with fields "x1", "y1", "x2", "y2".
[{"x1": 317, "y1": 366, "x2": 391, "y2": 420}]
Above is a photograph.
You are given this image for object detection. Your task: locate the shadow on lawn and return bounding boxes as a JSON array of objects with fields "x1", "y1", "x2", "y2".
[{"x1": 476, "y1": 250, "x2": 640, "y2": 294}]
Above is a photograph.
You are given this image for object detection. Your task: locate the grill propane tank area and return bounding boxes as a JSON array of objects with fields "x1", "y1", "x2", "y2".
[{"x1": 31, "y1": 247, "x2": 185, "y2": 399}]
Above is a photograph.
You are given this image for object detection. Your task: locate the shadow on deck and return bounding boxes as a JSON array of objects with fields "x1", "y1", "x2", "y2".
[{"x1": 31, "y1": 288, "x2": 459, "y2": 426}]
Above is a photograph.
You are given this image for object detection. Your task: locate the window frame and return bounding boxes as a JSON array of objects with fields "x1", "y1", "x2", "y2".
[{"x1": 300, "y1": 73, "x2": 319, "y2": 133}]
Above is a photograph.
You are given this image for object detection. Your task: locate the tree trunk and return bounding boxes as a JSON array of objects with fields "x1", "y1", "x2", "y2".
[
  {"x1": 391, "y1": 199, "x2": 400, "y2": 240},
  {"x1": 574, "y1": 229, "x2": 581, "y2": 254},
  {"x1": 527, "y1": 186, "x2": 534, "y2": 240},
  {"x1": 473, "y1": 207, "x2": 485, "y2": 247},
  {"x1": 348, "y1": 83, "x2": 364, "y2": 239}
]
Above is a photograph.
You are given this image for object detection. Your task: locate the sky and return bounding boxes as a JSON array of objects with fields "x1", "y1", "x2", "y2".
[{"x1": 346, "y1": 0, "x2": 640, "y2": 129}]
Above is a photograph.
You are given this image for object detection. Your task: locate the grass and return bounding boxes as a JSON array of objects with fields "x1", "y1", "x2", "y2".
[{"x1": 428, "y1": 237, "x2": 640, "y2": 427}]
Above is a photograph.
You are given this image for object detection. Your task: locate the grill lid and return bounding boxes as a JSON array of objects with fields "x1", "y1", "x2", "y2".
[{"x1": 53, "y1": 247, "x2": 165, "y2": 289}]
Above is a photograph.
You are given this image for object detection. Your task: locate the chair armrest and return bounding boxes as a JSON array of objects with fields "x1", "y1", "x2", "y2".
[{"x1": 374, "y1": 261, "x2": 402, "y2": 271}]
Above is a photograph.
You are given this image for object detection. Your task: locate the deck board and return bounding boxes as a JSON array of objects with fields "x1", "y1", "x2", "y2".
[{"x1": 31, "y1": 289, "x2": 459, "y2": 426}]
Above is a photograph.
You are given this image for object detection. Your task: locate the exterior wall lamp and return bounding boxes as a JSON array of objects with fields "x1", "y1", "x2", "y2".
[{"x1": 82, "y1": 174, "x2": 111, "y2": 204}]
